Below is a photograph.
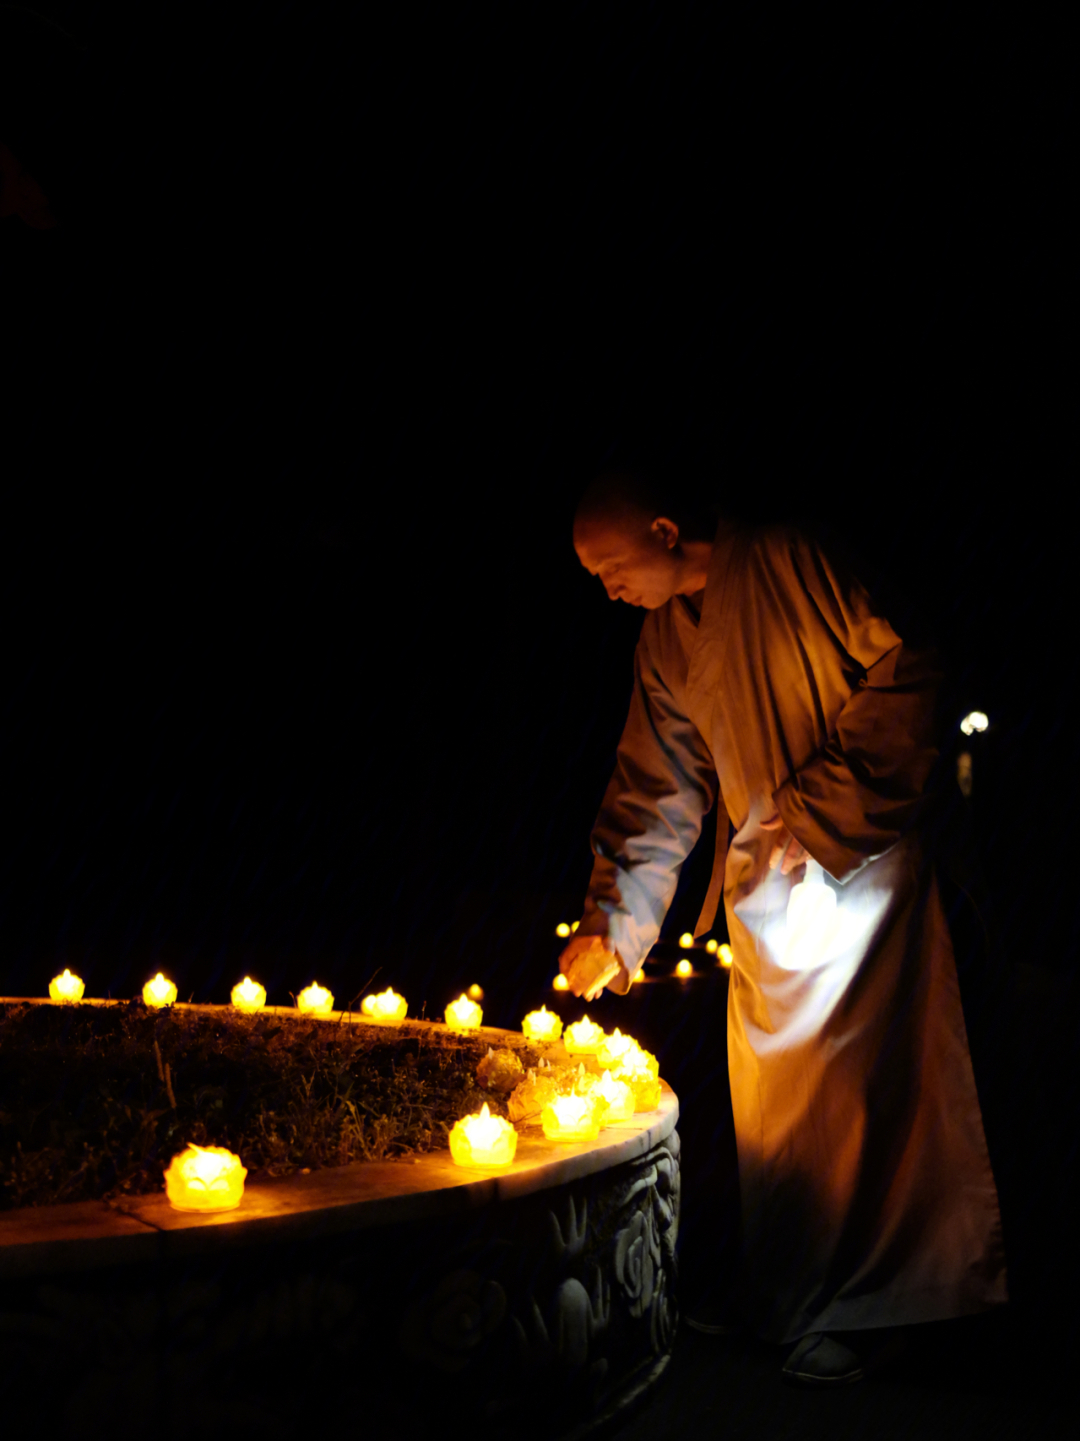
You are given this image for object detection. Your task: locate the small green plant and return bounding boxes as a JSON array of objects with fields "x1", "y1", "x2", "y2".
[{"x1": 0, "y1": 1002, "x2": 537, "y2": 1210}]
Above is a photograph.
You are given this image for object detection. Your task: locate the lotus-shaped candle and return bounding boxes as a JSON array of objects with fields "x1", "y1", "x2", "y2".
[
  {"x1": 596, "y1": 1028, "x2": 636, "y2": 1069},
  {"x1": 593, "y1": 1069, "x2": 635, "y2": 1122},
  {"x1": 449, "y1": 1103, "x2": 518, "y2": 1167},
  {"x1": 521, "y1": 1005, "x2": 563, "y2": 1043},
  {"x1": 445, "y1": 993, "x2": 483, "y2": 1030},
  {"x1": 541, "y1": 1092, "x2": 606, "y2": 1142},
  {"x1": 563, "y1": 1016, "x2": 606, "y2": 1055},
  {"x1": 614, "y1": 1066, "x2": 662, "y2": 1112},
  {"x1": 230, "y1": 976, "x2": 266, "y2": 1013},
  {"x1": 361, "y1": 988, "x2": 408, "y2": 1023},
  {"x1": 476, "y1": 1047, "x2": 525, "y2": 1093},
  {"x1": 297, "y1": 982, "x2": 335, "y2": 1017},
  {"x1": 143, "y1": 973, "x2": 177, "y2": 1009},
  {"x1": 165, "y1": 1143, "x2": 247, "y2": 1212},
  {"x1": 508, "y1": 1069, "x2": 560, "y2": 1125},
  {"x1": 49, "y1": 969, "x2": 84, "y2": 1003}
]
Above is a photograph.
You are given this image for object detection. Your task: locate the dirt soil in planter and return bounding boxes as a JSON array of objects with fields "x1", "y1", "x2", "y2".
[{"x1": 0, "y1": 1001, "x2": 540, "y2": 1210}]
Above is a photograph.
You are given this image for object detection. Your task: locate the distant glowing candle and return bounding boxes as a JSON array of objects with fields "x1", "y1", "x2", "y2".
[
  {"x1": 593, "y1": 1070, "x2": 635, "y2": 1122},
  {"x1": 449, "y1": 1103, "x2": 518, "y2": 1167},
  {"x1": 571, "y1": 921, "x2": 580, "y2": 932},
  {"x1": 521, "y1": 1006, "x2": 563, "y2": 1043},
  {"x1": 541, "y1": 1093, "x2": 605, "y2": 1142},
  {"x1": 555, "y1": 922, "x2": 571, "y2": 938},
  {"x1": 298, "y1": 982, "x2": 335, "y2": 1017},
  {"x1": 165, "y1": 1143, "x2": 246, "y2": 1212},
  {"x1": 230, "y1": 977, "x2": 266, "y2": 1013},
  {"x1": 596, "y1": 1028, "x2": 634, "y2": 1069},
  {"x1": 718, "y1": 944, "x2": 733, "y2": 969},
  {"x1": 445, "y1": 993, "x2": 482, "y2": 1030},
  {"x1": 362, "y1": 988, "x2": 408, "y2": 1022},
  {"x1": 678, "y1": 932, "x2": 694, "y2": 949},
  {"x1": 552, "y1": 973, "x2": 570, "y2": 991},
  {"x1": 675, "y1": 958, "x2": 693, "y2": 978},
  {"x1": 49, "y1": 969, "x2": 84, "y2": 1003},
  {"x1": 143, "y1": 973, "x2": 177, "y2": 1009},
  {"x1": 467, "y1": 983, "x2": 485, "y2": 1002},
  {"x1": 564, "y1": 1016, "x2": 606, "y2": 1055},
  {"x1": 632, "y1": 967, "x2": 646, "y2": 982},
  {"x1": 705, "y1": 938, "x2": 719, "y2": 954}
]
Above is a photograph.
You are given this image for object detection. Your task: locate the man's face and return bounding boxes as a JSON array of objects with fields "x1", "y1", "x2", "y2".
[{"x1": 573, "y1": 512, "x2": 680, "y2": 609}]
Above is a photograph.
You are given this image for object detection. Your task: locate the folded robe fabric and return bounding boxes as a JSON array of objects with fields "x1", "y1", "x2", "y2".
[{"x1": 579, "y1": 520, "x2": 1006, "y2": 1341}]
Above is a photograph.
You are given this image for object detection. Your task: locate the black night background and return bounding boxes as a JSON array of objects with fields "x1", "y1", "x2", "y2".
[{"x1": 1, "y1": 3, "x2": 1074, "y2": 1437}]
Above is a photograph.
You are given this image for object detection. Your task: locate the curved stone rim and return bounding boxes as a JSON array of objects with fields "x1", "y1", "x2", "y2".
[{"x1": 0, "y1": 998, "x2": 678, "y2": 1279}]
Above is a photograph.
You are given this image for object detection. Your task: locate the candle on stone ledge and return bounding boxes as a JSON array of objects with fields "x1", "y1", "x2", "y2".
[
  {"x1": 521, "y1": 1006, "x2": 563, "y2": 1043},
  {"x1": 449, "y1": 1103, "x2": 518, "y2": 1167},
  {"x1": 614, "y1": 1066, "x2": 663, "y2": 1112},
  {"x1": 143, "y1": 973, "x2": 177, "y2": 1009},
  {"x1": 230, "y1": 977, "x2": 266, "y2": 1013},
  {"x1": 445, "y1": 993, "x2": 483, "y2": 1030},
  {"x1": 593, "y1": 1070, "x2": 635, "y2": 1122},
  {"x1": 563, "y1": 1016, "x2": 606, "y2": 1056},
  {"x1": 541, "y1": 1092, "x2": 606, "y2": 1142},
  {"x1": 361, "y1": 988, "x2": 408, "y2": 1023},
  {"x1": 596, "y1": 1029, "x2": 635, "y2": 1069},
  {"x1": 165, "y1": 1143, "x2": 247, "y2": 1212},
  {"x1": 49, "y1": 969, "x2": 84, "y2": 1003},
  {"x1": 298, "y1": 982, "x2": 335, "y2": 1017}
]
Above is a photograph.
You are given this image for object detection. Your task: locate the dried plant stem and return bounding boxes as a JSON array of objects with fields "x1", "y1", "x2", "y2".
[{"x1": 164, "y1": 1062, "x2": 177, "y2": 1109}]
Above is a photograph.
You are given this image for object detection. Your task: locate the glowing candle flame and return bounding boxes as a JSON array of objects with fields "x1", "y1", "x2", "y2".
[
  {"x1": 555, "y1": 922, "x2": 571, "y2": 938},
  {"x1": 596, "y1": 1029, "x2": 634, "y2": 1068},
  {"x1": 678, "y1": 932, "x2": 694, "y2": 949},
  {"x1": 467, "y1": 983, "x2": 485, "y2": 1002},
  {"x1": 297, "y1": 982, "x2": 335, "y2": 1016},
  {"x1": 960, "y1": 710, "x2": 989, "y2": 736},
  {"x1": 445, "y1": 993, "x2": 483, "y2": 1030},
  {"x1": 230, "y1": 977, "x2": 266, "y2": 1013},
  {"x1": 49, "y1": 969, "x2": 84, "y2": 1003},
  {"x1": 165, "y1": 1143, "x2": 246, "y2": 1212},
  {"x1": 564, "y1": 1016, "x2": 606, "y2": 1054},
  {"x1": 361, "y1": 988, "x2": 408, "y2": 1022},
  {"x1": 541, "y1": 1092, "x2": 605, "y2": 1141},
  {"x1": 718, "y1": 943, "x2": 733, "y2": 969},
  {"x1": 594, "y1": 1069, "x2": 635, "y2": 1122},
  {"x1": 571, "y1": 921, "x2": 580, "y2": 932},
  {"x1": 632, "y1": 967, "x2": 646, "y2": 982},
  {"x1": 705, "y1": 939, "x2": 719, "y2": 954},
  {"x1": 614, "y1": 1066, "x2": 663, "y2": 1112},
  {"x1": 449, "y1": 1102, "x2": 518, "y2": 1167},
  {"x1": 521, "y1": 1005, "x2": 563, "y2": 1042},
  {"x1": 675, "y1": 958, "x2": 693, "y2": 977},
  {"x1": 143, "y1": 973, "x2": 177, "y2": 1009},
  {"x1": 613, "y1": 1038, "x2": 659, "y2": 1077},
  {"x1": 552, "y1": 973, "x2": 570, "y2": 991}
]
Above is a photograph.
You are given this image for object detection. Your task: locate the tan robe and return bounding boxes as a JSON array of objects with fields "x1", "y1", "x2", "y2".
[{"x1": 580, "y1": 520, "x2": 1007, "y2": 1342}]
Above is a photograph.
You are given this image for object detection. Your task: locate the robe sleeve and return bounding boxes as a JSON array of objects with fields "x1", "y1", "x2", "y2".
[
  {"x1": 771, "y1": 533, "x2": 943, "y2": 884},
  {"x1": 579, "y1": 616, "x2": 718, "y2": 990}
]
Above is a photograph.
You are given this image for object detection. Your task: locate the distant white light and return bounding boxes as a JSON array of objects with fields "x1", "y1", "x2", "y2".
[
  {"x1": 555, "y1": 922, "x2": 571, "y2": 938},
  {"x1": 960, "y1": 711, "x2": 989, "y2": 736},
  {"x1": 678, "y1": 932, "x2": 694, "y2": 949}
]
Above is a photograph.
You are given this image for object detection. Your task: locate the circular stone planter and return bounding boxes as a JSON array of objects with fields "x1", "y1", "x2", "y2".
[{"x1": 0, "y1": 1004, "x2": 680, "y2": 1440}]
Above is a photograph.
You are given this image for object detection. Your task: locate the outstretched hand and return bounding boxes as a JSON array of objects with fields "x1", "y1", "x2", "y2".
[
  {"x1": 559, "y1": 934, "x2": 623, "y2": 1001},
  {"x1": 761, "y1": 810, "x2": 810, "y2": 876}
]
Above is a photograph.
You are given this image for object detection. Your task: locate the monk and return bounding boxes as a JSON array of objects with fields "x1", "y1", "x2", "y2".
[{"x1": 560, "y1": 473, "x2": 1007, "y2": 1385}]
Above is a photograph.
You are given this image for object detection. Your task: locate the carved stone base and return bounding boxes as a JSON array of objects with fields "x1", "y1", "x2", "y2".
[{"x1": 0, "y1": 1131, "x2": 680, "y2": 1438}]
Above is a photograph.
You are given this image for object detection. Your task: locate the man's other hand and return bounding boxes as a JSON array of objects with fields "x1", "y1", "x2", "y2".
[
  {"x1": 559, "y1": 934, "x2": 623, "y2": 1001},
  {"x1": 761, "y1": 810, "x2": 810, "y2": 876}
]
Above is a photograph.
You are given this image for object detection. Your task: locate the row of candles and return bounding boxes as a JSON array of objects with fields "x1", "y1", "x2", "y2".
[{"x1": 39, "y1": 970, "x2": 669, "y2": 1210}]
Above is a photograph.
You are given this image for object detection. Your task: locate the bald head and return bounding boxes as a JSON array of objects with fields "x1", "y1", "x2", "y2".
[{"x1": 573, "y1": 471, "x2": 716, "y2": 610}]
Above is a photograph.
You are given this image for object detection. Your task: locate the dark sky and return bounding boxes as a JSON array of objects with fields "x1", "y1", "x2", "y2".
[{"x1": 1, "y1": 3, "x2": 1071, "y2": 1020}]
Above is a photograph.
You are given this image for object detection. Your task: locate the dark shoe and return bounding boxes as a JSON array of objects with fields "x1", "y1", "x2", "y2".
[{"x1": 781, "y1": 1329, "x2": 908, "y2": 1387}]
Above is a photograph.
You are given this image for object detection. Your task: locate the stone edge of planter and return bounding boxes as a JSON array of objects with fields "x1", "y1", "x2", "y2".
[{"x1": 0, "y1": 999, "x2": 677, "y2": 1279}]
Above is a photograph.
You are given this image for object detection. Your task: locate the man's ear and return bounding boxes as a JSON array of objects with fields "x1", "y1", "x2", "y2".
[{"x1": 652, "y1": 516, "x2": 680, "y2": 549}]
